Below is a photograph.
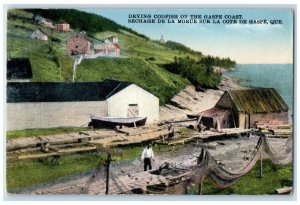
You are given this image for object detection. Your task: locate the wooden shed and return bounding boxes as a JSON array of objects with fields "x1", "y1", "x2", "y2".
[
  {"x1": 214, "y1": 88, "x2": 289, "y2": 129},
  {"x1": 198, "y1": 88, "x2": 289, "y2": 129},
  {"x1": 198, "y1": 107, "x2": 233, "y2": 130},
  {"x1": 6, "y1": 80, "x2": 159, "y2": 130}
]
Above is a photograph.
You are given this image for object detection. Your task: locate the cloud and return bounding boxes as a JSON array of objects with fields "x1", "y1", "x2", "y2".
[{"x1": 225, "y1": 23, "x2": 283, "y2": 32}]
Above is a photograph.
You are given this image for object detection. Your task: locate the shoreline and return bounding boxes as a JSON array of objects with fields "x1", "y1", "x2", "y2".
[{"x1": 218, "y1": 75, "x2": 247, "y2": 91}]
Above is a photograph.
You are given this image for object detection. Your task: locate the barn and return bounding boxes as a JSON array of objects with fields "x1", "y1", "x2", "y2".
[
  {"x1": 66, "y1": 32, "x2": 91, "y2": 55},
  {"x1": 6, "y1": 80, "x2": 159, "y2": 131},
  {"x1": 31, "y1": 29, "x2": 48, "y2": 41},
  {"x1": 7, "y1": 58, "x2": 33, "y2": 82},
  {"x1": 198, "y1": 88, "x2": 289, "y2": 129}
]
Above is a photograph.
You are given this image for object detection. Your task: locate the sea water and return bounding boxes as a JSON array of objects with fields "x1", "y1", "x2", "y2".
[{"x1": 224, "y1": 64, "x2": 294, "y2": 121}]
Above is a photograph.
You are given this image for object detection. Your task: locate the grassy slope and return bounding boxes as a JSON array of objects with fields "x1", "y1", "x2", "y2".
[
  {"x1": 95, "y1": 30, "x2": 198, "y2": 64},
  {"x1": 7, "y1": 14, "x2": 74, "y2": 82},
  {"x1": 76, "y1": 58, "x2": 189, "y2": 104},
  {"x1": 7, "y1": 10, "x2": 196, "y2": 104}
]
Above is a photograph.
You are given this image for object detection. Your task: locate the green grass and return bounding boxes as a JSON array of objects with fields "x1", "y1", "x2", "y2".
[
  {"x1": 6, "y1": 144, "x2": 176, "y2": 191},
  {"x1": 95, "y1": 30, "x2": 199, "y2": 65},
  {"x1": 7, "y1": 15, "x2": 196, "y2": 104},
  {"x1": 7, "y1": 17, "x2": 74, "y2": 82},
  {"x1": 76, "y1": 58, "x2": 190, "y2": 104},
  {"x1": 6, "y1": 153, "x2": 101, "y2": 190},
  {"x1": 6, "y1": 127, "x2": 92, "y2": 140},
  {"x1": 187, "y1": 160, "x2": 293, "y2": 195}
]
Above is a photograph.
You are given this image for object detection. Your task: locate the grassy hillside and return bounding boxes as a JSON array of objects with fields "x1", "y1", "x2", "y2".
[
  {"x1": 76, "y1": 58, "x2": 189, "y2": 104},
  {"x1": 27, "y1": 9, "x2": 149, "y2": 39},
  {"x1": 94, "y1": 30, "x2": 198, "y2": 65},
  {"x1": 6, "y1": 9, "x2": 235, "y2": 104},
  {"x1": 6, "y1": 9, "x2": 194, "y2": 104},
  {"x1": 7, "y1": 11, "x2": 74, "y2": 81}
]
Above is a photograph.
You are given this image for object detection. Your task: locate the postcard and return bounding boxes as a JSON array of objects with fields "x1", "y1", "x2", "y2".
[{"x1": 5, "y1": 6, "x2": 294, "y2": 196}]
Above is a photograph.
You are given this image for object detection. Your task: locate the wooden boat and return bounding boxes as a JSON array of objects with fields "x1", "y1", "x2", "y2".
[{"x1": 90, "y1": 116, "x2": 147, "y2": 128}]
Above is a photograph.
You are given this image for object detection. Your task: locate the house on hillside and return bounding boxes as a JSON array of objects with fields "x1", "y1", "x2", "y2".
[
  {"x1": 107, "y1": 43, "x2": 120, "y2": 56},
  {"x1": 6, "y1": 79, "x2": 159, "y2": 130},
  {"x1": 66, "y1": 32, "x2": 91, "y2": 55},
  {"x1": 33, "y1": 14, "x2": 55, "y2": 29},
  {"x1": 107, "y1": 36, "x2": 119, "y2": 44},
  {"x1": 56, "y1": 22, "x2": 70, "y2": 32},
  {"x1": 7, "y1": 58, "x2": 33, "y2": 82},
  {"x1": 93, "y1": 36, "x2": 120, "y2": 56},
  {"x1": 198, "y1": 88, "x2": 289, "y2": 129},
  {"x1": 33, "y1": 14, "x2": 43, "y2": 23},
  {"x1": 31, "y1": 29, "x2": 48, "y2": 41}
]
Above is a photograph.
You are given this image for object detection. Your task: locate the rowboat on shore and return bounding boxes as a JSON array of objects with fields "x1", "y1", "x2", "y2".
[{"x1": 90, "y1": 115, "x2": 147, "y2": 128}]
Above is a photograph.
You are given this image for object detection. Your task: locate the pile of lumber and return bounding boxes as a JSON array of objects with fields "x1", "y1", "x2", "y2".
[
  {"x1": 7, "y1": 125, "x2": 174, "y2": 161},
  {"x1": 255, "y1": 120, "x2": 291, "y2": 129},
  {"x1": 256, "y1": 120, "x2": 292, "y2": 138}
]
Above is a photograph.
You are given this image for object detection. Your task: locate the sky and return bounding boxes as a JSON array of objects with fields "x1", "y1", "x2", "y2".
[{"x1": 83, "y1": 8, "x2": 294, "y2": 64}]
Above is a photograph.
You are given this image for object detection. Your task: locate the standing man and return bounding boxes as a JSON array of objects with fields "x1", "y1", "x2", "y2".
[{"x1": 141, "y1": 144, "x2": 155, "y2": 171}]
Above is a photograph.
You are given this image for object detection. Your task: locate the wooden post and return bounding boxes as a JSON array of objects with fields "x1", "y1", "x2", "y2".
[
  {"x1": 105, "y1": 153, "x2": 112, "y2": 195},
  {"x1": 198, "y1": 178, "x2": 203, "y2": 195},
  {"x1": 260, "y1": 151, "x2": 263, "y2": 178}
]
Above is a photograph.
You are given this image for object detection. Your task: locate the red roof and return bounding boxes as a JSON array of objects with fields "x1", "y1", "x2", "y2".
[
  {"x1": 199, "y1": 108, "x2": 230, "y2": 117},
  {"x1": 114, "y1": 44, "x2": 120, "y2": 49}
]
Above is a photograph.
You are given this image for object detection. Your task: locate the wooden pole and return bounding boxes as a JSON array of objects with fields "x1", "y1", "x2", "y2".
[
  {"x1": 198, "y1": 177, "x2": 203, "y2": 195},
  {"x1": 260, "y1": 151, "x2": 263, "y2": 178},
  {"x1": 105, "y1": 154, "x2": 112, "y2": 195}
]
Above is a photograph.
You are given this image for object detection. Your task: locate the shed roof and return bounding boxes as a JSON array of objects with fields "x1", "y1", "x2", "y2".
[
  {"x1": 32, "y1": 29, "x2": 48, "y2": 36},
  {"x1": 226, "y1": 88, "x2": 288, "y2": 113},
  {"x1": 68, "y1": 32, "x2": 90, "y2": 42},
  {"x1": 199, "y1": 107, "x2": 231, "y2": 117},
  {"x1": 7, "y1": 58, "x2": 33, "y2": 80},
  {"x1": 7, "y1": 79, "x2": 131, "y2": 103}
]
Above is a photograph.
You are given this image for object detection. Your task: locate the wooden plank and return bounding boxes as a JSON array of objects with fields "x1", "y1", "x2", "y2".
[{"x1": 8, "y1": 145, "x2": 98, "y2": 161}]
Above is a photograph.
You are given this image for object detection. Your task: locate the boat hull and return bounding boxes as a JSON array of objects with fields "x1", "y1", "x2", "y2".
[{"x1": 90, "y1": 116, "x2": 147, "y2": 128}]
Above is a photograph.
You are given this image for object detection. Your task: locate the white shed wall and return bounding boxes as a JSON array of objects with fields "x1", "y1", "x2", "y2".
[
  {"x1": 6, "y1": 101, "x2": 105, "y2": 130},
  {"x1": 106, "y1": 84, "x2": 159, "y2": 123}
]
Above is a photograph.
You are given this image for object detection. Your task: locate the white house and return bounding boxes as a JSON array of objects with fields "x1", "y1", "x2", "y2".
[
  {"x1": 6, "y1": 80, "x2": 159, "y2": 130},
  {"x1": 93, "y1": 36, "x2": 120, "y2": 57},
  {"x1": 31, "y1": 29, "x2": 48, "y2": 41}
]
